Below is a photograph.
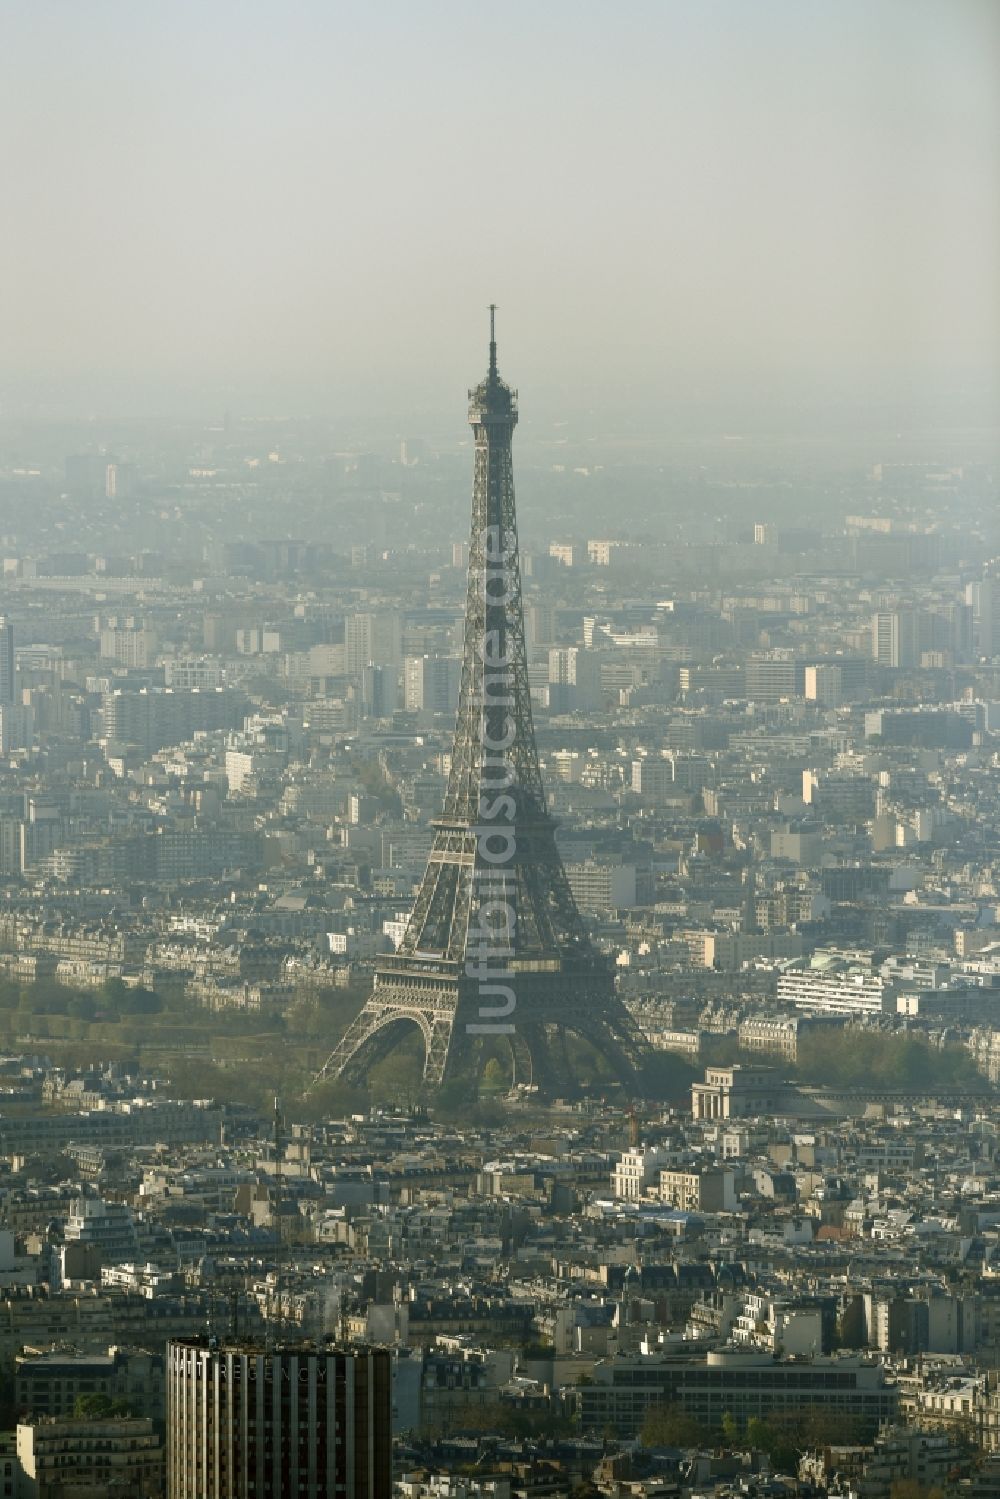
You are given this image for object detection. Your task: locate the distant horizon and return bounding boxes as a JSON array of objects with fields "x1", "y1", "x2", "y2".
[
  {"x1": 1, "y1": 361, "x2": 998, "y2": 451},
  {"x1": 2, "y1": 0, "x2": 997, "y2": 448}
]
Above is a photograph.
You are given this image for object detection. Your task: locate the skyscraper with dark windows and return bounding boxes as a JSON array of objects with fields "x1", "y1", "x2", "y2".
[{"x1": 166, "y1": 1338, "x2": 391, "y2": 1499}]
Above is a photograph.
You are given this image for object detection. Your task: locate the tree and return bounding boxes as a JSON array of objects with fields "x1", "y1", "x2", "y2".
[
  {"x1": 796, "y1": 1408, "x2": 867, "y2": 1447},
  {"x1": 100, "y1": 977, "x2": 130, "y2": 1011},
  {"x1": 641, "y1": 1402, "x2": 709, "y2": 1448},
  {"x1": 120, "y1": 985, "x2": 162, "y2": 1016},
  {"x1": 743, "y1": 1409, "x2": 866, "y2": 1471},
  {"x1": 639, "y1": 1051, "x2": 699, "y2": 1103},
  {"x1": 67, "y1": 994, "x2": 98, "y2": 1023},
  {"x1": 432, "y1": 1079, "x2": 472, "y2": 1119},
  {"x1": 746, "y1": 1417, "x2": 772, "y2": 1450},
  {"x1": 73, "y1": 1393, "x2": 132, "y2": 1419},
  {"x1": 481, "y1": 1057, "x2": 508, "y2": 1093},
  {"x1": 743, "y1": 1416, "x2": 795, "y2": 1469},
  {"x1": 721, "y1": 1411, "x2": 741, "y2": 1445},
  {"x1": 794, "y1": 1029, "x2": 981, "y2": 1092},
  {"x1": 890, "y1": 1482, "x2": 944, "y2": 1499}
]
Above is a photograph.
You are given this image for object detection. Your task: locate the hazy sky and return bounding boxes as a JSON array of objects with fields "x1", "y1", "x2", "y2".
[{"x1": 2, "y1": 0, "x2": 998, "y2": 427}]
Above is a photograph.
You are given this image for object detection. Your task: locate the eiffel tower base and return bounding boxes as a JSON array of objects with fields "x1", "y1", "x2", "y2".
[{"x1": 314, "y1": 965, "x2": 644, "y2": 1099}]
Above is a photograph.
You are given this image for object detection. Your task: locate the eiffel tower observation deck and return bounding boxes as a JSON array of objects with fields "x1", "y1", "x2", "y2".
[{"x1": 314, "y1": 311, "x2": 647, "y2": 1096}]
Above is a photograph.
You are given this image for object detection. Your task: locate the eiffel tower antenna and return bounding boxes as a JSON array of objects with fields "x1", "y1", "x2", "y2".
[{"x1": 308, "y1": 317, "x2": 646, "y2": 1097}]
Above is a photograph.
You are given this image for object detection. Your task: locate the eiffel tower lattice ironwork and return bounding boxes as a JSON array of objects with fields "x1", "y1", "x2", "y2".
[{"x1": 313, "y1": 311, "x2": 647, "y2": 1095}]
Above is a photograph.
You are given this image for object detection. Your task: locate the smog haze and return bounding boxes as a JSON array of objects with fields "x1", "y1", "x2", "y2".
[{"x1": 1, "y1": 0, "x2": 998, "y2": 440}]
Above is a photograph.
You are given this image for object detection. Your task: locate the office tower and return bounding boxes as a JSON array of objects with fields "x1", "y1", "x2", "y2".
[
  {"x1": 314, "y1": 314, "x2": 645, "y2": 1094},
  {"x1": 804, "y1": 664, "x2": 843, "y2": 708},
  {"x1": 547, "y1": 646, "x2": 603, "y2": 713},
  {"x1": 947, "y1": 601, "x2": 974, "y2": 663},
  {"x1": 871, "y1": 609, "x2": 920, "y2": 669},
  {"x1": 966, "y1": 577, "x2": 1000, "y2": 658},
  {"x1": 525, "y1": 602, "x2": 555, "y2": 650},
  {"x1": 0, "y1": 616, "x2": 13, "y2": 706},
  {"x1": 360, "y1": 664, "x2": 400, "y2": 719},
  {"x1": 104, "y1": 460, "x2": 135, "y2": 499},
  {"x1": 403, "y1": 654, "x2": 460, "y2": 715},
  {"x1": 0, "y1": 616, "x2": 14, "y2": 754},
  {"x1": 166, "y1": 1339, "x2": 391, "y2": 1499},
  {"x1": 344, "y1": 612, "x2": 402, "y2": 676}
]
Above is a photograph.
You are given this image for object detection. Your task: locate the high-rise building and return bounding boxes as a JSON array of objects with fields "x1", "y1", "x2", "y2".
[
  {"x1": 0, "y1": 615, "x2": 18, "y2": 753},
  {"x1": 313, "y1": 313, "x2": 645, "y2": 1094},
  {"x1": 98, "y1": 615, "x2": 158, "y2": 669},
  {"x1": 166, "y1": 1339, "x2": 391, "y2": 1499},
  {"x1": 966, "y1": 577, "x2": 1000, "y2": 658},
  {"x1": 403, "y1": 654, "x2": 460, "y2": 715},
  {"x1": 871, "y1": 609, "x2": 920, "y2": 669},
  {"x1": 804, "y1": 663, "x2": 843, "y2": 707},
  {"x1": 360, "y1": 664, "x2": 400, "y2": 719},
  {"x1": 345, "y1": 612, "x2": 402, "y2": 676},
  {"x1": 525, "y1": 602, "x2": 555, "y2": 650},
  {"x1": 0, "y1": 616, "x2": 13, "y2": 706},
  {"x1": 104, "y1": 460, "x2": 136, "y2": 499},
  {"x1": 547, "y1": 647, "x2": 603, "y2": 713}
]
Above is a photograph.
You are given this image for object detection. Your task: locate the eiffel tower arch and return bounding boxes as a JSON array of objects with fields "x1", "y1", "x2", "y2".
[{"x1": 312, "y1": 312, "x2": 647, "y2": 1097}]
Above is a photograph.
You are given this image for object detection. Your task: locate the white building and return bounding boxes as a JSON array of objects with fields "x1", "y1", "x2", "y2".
[
  {"x1": 612, "y1": 1145, "x2": 673, "y2": 1200},
  {"x1": 345, "y1": 611, "x2": 402, "y2": 675},
  {"x1": 403, "y1": 654, "x2": 460, "y2": 714},
  {"x1": 777, "y1": 964, "x2": 892, "y2": 1016},
  {"x1": 565, "y1": 862, "x2": 638, "y2": 913},
  {"x1": 804, "y1": 663, "x2": 843, "y2": 707}
]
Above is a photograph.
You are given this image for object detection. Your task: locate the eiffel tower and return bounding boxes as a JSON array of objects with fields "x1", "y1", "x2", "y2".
[{"x1": 314, "y1": 311, "x2": 646, "y2": 1095}]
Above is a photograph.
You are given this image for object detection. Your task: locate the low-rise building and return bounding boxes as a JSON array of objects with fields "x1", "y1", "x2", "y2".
[
  {"x1": 578, "y1": 1348, "x2": 898, "y2": 1438},
  {"x1": 16, "y1": 1415, "x2": 164, "y2": 1497}
]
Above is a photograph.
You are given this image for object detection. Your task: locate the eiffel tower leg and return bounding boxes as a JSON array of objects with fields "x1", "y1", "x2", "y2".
[
  {"x1": 309, "y1": 1002, "x2": 439, "y2": 1091},
  {"x1": 520, "y1": 1023, "x2": 559, "y2": 1097},
  {"x1": 507, "y1": 1031, "x2": 533, "y2": 1091},
  {"x1": 554, "y1": 1026, "x2": 574, "y2": 1088},
  {"x1": 601, "y1": 995, "x2": 649, "y2": 1070},
  {"x1": 567, "y1": 1021, "x2": 640, "y2": 1092},
  {"x1": 423, "y1": 1013, "x2": 457, "y2": 1086},
  {"x1": 309, "y1": 1007, "x2": 384, "y2": 1089}
]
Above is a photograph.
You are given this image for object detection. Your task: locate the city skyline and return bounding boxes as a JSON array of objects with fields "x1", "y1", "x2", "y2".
[{"x1": 1, "y1": 6, "x2": 1000, "y2": 1494}]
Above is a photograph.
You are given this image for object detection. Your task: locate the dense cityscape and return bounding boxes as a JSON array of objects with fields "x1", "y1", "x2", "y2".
[
  {"x1": 0, "y1": 322, "x2": 996, "y2": 1497},
  {"x1": 2, "y1": 0, "x2": 997, "y2": 1492}
]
